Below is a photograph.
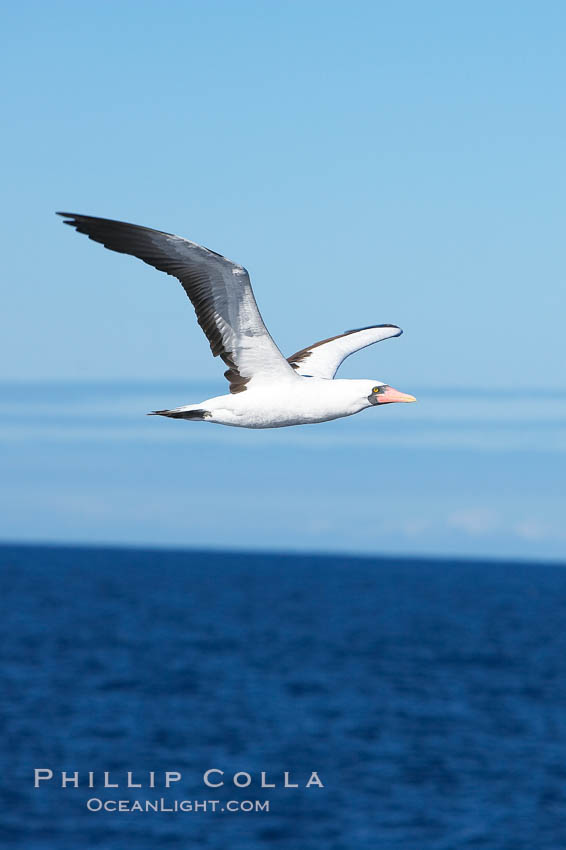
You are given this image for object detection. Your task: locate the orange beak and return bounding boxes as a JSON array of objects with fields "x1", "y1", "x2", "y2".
[{"x1": 376, "y1": 386, "x2": 417, "y2": 404}]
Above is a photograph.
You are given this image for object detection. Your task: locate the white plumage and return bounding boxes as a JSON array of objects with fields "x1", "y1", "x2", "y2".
[{"x1": 58, "y1": 212, "x2": 416, "y2": 428}]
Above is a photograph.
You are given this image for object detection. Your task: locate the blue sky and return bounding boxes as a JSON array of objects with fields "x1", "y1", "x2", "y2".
[
  {"x1": 3, "y1": 0, "x2": 565, "y2": 386},
  {"x1": 2, "y1": 2, "x2": 565, "y2": 560}
]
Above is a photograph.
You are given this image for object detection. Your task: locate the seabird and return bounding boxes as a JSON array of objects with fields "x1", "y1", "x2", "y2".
[{"x1": 57, "y1": 213, "x2": 416, "y2": 428}]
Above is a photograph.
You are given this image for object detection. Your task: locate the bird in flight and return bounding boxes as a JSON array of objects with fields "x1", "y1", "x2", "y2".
[{"x1": 58, "y1": 213, "x2": 416, "y2": 429}]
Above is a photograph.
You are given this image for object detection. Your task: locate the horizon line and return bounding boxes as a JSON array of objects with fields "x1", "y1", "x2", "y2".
[{"x1": 2, "y1": 538, "x2": 565, "y2": 570}]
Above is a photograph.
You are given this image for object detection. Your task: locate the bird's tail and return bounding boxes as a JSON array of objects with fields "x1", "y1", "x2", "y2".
[{"x1": 148, "y1": 407, "x2": 209, "y2": 420}]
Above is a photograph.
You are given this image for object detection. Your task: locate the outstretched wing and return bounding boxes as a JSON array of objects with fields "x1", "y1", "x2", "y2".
[
  {"x1": 287, "y1": 325, "x2": 402, "y2": 378},
  {"x1": 57, "y1": 213, "x2": 298, "y2": 393}
]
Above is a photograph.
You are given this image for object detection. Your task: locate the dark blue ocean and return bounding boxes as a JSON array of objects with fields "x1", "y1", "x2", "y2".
[{"x1": 2, "y1": 544, "x2": 566, "y2": 849}]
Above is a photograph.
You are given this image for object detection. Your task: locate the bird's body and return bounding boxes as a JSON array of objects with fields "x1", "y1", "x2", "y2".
[
  {"x1": 58, "y1": 212, "x2": 416, "y2": 428},
  {"x1": 164, "y1": 378, "x2": 386, "y2": 429}
]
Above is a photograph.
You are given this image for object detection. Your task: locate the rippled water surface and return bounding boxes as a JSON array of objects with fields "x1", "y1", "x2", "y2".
[{"x1": 3, "y1": 543, "x2": 566, "y2": 849}]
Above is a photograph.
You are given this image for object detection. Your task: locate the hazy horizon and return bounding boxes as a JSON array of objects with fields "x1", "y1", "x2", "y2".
[{"x1": 3, "y1": 378, "x2": 565, "y2": 563}]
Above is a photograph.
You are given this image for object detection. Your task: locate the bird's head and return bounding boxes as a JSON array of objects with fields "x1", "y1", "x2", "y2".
[{"x1": 365, "y1": 381, "x2": 416, "y2": 406}]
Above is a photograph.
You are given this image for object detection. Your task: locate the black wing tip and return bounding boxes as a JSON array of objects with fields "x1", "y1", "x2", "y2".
[
  {"x1": 57, "y1": 211, "x2": 101, "y2": 224},
  {"x1": 56, "y1": 211, "x2": 89, "y2": 228},
  {"x1": 56, "y1": 211, "x2": 177, "y2": 241},
  {"x1": 56, "y1": 211, "x2": 76, "y2": 221},
  {"x1": 343, "y1": 324, "x2": 403, "y2": 336}
]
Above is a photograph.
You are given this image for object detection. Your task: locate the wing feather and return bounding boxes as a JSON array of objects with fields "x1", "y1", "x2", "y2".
[
  {"x1": 57, "y1": 212, "x2": 297, "y2": 393},
  {"x1": 287, "y1": 325, "x2": 402, "y2": 379}
]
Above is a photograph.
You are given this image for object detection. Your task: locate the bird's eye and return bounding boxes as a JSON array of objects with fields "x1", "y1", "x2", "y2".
[{"x1": 372, "y1": 386, "x2": 380, "y2": 393}]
